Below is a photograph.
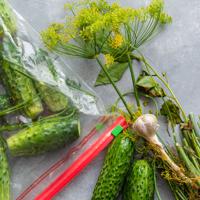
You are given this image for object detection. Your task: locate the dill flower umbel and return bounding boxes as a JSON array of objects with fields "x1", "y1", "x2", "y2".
[
  {"x1": 41, "y1": 23, "x2": 64, "y2": 49},
  {"x1": 104, "y1": 54, "x2": 115, "y2": 66},
  {"x1": 41, "y1": 0, "x2": 172, "y2": 57},
  {"x1": 41, "y1": 23, "x2": 73, "y2": 50},
  {"x1": 111, "y1": 33, "x2": 124, "y2": 49}
]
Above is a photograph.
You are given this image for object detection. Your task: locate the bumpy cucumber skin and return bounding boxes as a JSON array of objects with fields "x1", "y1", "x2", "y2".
[
  {"x1": 0, "y1": 0, "x2": 16, "y2": 35},
  {"x1": 0, "y1": 95, "x2": 9, "y2": 110},
  {"x1": 7, "y1": 114, "x2": 80, "y2": 156},
  {"x1": 2, "y1": 60, "x2": 43, "y2": 119},
  {"x1": 36, "y1": 83, "x2": 68, "y2": 112},
  {"x1": 92, "y1": 132, "x2": 134, "y2": 200},
  {"x1": 123, "y1": 160, "x2": 154, "y2": 200},
  {"x1": 0, "y1": 0, "x2": 43, "y2": 119},
  {"x1": 0, "y1": 137, "x2": 10, "y2": 200}
]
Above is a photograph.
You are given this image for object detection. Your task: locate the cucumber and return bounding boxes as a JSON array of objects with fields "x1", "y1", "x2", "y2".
[
  {"x1": 36, "y1": 83, "x2": 69, "y2": 112},
  {"x1": 0, "y1": 0, "x2": 16, "y2": 36},
  {"x1": 7, "y1": 112, "x2": 80, "y2": 156},
  {"x1": 1, "y1": 60, "x2": 44, "y2": 119},
  {"x1": 92, "y1": 130, "x2": 134, "y2": 200},
  {"x1": 0, "y1": 0, "x2": 43, "y2": 119},
  {"x1": 0, "y1": 136, "x2": 10, "y2": 200},
  {"x1": 0, "y1": 94, "x2": 9, "y2": 110},
  {"x1": 123, "y1": 160, "x2": 154, "y2": 200},
  {"x1": 32, "y1": 49, "x2": 69, "y2": 113}
]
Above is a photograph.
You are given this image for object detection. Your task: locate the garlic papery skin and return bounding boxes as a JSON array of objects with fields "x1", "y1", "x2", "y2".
[{"x1": 132, "y1": 114, "x2": 160, "y2": 141}]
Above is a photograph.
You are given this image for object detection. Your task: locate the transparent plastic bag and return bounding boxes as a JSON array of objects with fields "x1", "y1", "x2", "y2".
[
  {"x1": 0, "y1": 1, "x2": 109, "y2": 199},
  {"x1": 1, "y1": 9, "x2": 104, "y2": 116}
]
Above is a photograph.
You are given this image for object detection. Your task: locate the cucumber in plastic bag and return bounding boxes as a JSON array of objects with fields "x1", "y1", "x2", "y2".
[
  {"x1": 32, "y1": 49, "x2": 69, "y2": 113},
  {"x1": 0, "y1": 0, "x2": 16, "y2": 35},
  {"x1": 0, "y1": 94, "x2": 10, "y2": 110},
  {"x1": 7, "y1": 110, "x2": 80, "y2": 156},
  {"x1": 0, "y1": 136, "x2": 10, "y2": 200},
  {"x1": 0, "y1": 0, "x2": 44, "y2": 119}
]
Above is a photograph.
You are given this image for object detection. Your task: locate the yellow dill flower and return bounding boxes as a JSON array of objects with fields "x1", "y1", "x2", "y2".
[
  {"x1": 74, "y1": 7, "x2": 101, "y2": 29},
  {"x1": 90, "y1": 0, "x2": 111, "y2": 11},
  {"x1": 41, "y1": 23, "x2": 73, "y2": 49},
  {"x1": 41, "y1": 23, "x2": 64, "y2": 49},
  {"x1": 148, "y1": 0, "x2": 163, "y2": 16},
  {"x1": 111, "y1": 2, "x2": 120, "y2": 10},
  {"x1": 111, "y1": 33, "x2": 124, "y2": 49},
  {"x1": 73, "y1": 7, "x2": 102, "y2": 39},
  {"x1": 104, "y1": 54, "x2": 115, "y2": 66},
  {"x1": 136, "y1": 8, "x2": 148, "y2": 22},
  {"x1": 160, "y1": 13, "x2": 172, "y2": 24},
  {"x1": 147, "y1": 0, "x2": 171, "y2": 24}
]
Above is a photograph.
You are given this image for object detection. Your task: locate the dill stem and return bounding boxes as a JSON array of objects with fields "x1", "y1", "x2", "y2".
[
  {"x1": 127, "y1": 54, "x2": 140, "y2": 108},
  {"x1": 189, "y1": 113, "x2": 200, "y2": 137},
  {"x1": 190, "y1": 131, "x2": 200, "y2": 158},
  {"x1": 183, "y1": 139, "x2": 200, "y2": 171},
  {"x1": 153, "y1": 162, "x2": 162, "y2": 200},
  {"x1": 96, "y1": 57, "x2": 133, "y2": 118},
  {"x1": 141, "y1": 56, "x2": 187, "y2": 122},
  {"x1": 176, "y1": 143, "x2": 200, "y2": 177}
]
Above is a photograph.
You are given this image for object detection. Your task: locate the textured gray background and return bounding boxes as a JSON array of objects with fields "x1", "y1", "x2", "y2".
[{"x1": 8, "y1": 0, "x2": 200, "y2": 199}]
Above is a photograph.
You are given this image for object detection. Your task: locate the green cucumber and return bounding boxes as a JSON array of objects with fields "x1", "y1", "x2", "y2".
[
  {"x1": 32, "y1": 49, "x2": 69, "y2": 113},
  {"x1": 0, "y1": 0, "x2": 43, "y2": 119},
  {"x1": 7, "y1": 112, "x2": 80, "y2": 156},
  {"x1": 0, "y1": 94, "x2": 9, "y2": 110},
  {"x1": 0, "y1": 0, "x2": 16, "y2": 36},
  {"x1": 36, "y1": 83, "x2": 69, "y2": 113},
  {"x1": 92, "y1": 130, "x2": 134, "y2": 200},
  {"x1": 0, "y1": 136, "x2": 10, "y2": 200},
  {"x1": 123, "y1": 160, "x2": 154, "y2": 200},
  {"x1": 1, "y1": 60, "x2": 44, "y2": 119}
]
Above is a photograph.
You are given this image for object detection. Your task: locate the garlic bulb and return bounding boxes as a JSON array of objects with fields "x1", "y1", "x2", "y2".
[
  {"x1": 132, "y1": 114, "x2": 159, "y2": 138},
  {"x1": 132, "y1": 114, "x2": 161, "y2": 146}
]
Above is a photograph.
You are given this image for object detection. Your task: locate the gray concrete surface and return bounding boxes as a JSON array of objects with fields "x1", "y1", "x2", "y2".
[{"x1": 8, "y1": 0, "x2": 200, "y2": 199}]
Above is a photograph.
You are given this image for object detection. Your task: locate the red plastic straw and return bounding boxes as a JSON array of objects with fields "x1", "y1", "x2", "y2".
[
  {"x1": 35, "y1": 116, "x2": 128, "y2": 200},
  {"x1": 17, "y1": 116, "x2": 109, "y2": 200}
]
